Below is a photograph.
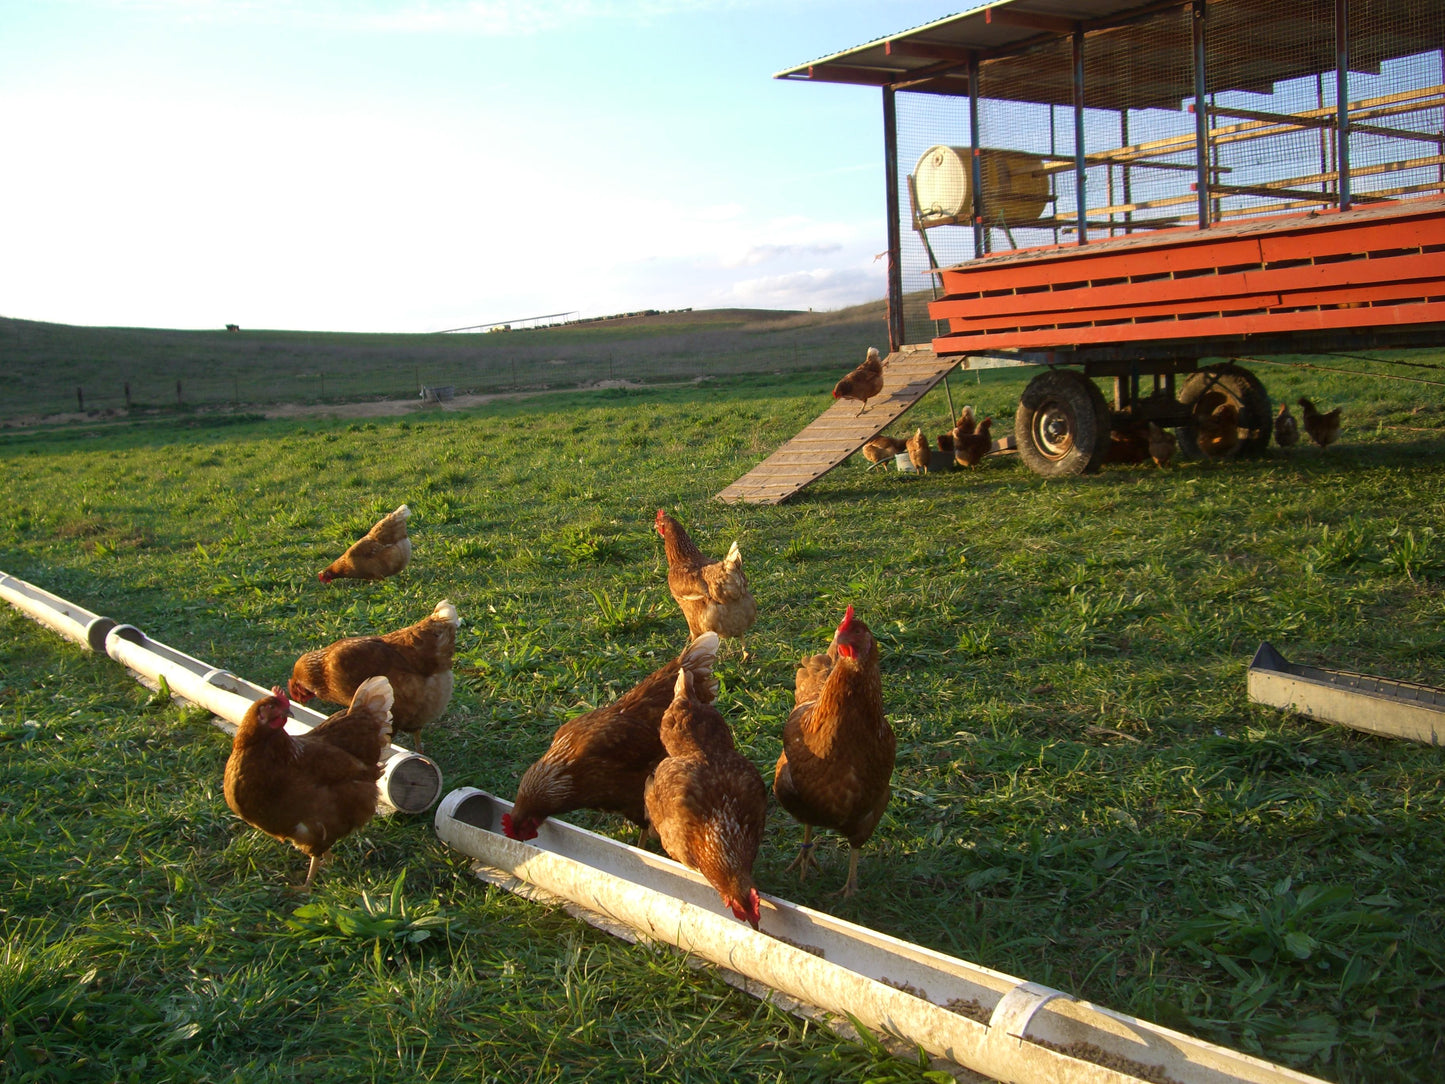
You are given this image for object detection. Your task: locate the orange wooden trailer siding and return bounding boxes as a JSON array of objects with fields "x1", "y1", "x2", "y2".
[{"x1": 929, "y1": 196, "x2": 1445, "y2": 356}]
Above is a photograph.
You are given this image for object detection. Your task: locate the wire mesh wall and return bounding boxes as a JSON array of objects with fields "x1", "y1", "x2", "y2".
[{"x1": 891, "y1": 0, "x2": 1445, "y2": 346}]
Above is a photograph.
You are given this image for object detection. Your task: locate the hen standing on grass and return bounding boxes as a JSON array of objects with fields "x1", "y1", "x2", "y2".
[
  {"x1": 319, "y1": 504, "x2": 411, "y2": 583},
  {"x1": 1298, "y1": 397, "x2": 1343, "y2": 449},
  {"x1": 645, "y1": 667, "x2": 768, "y2": 928},
  {"x1": 1147, "y1": 422, "x2": 1177, "y2": 468},
  {"x1": 289, "y1": 599, "x2": 458, "y2": 752},
  {"x1": 656, "y1": 510, "x2": 757, "y2": 649},
  {"x1": 223, "y1": 676, "x2": 394, "y2": 891},
  {"x1": 1273, "y1": 403, "x2": 1300, "y2": 448},
  {"x1": 953, "y1": 416, "x2": 993, "y2": 468},
  {"x1": 832, "y1": 347, "x2": 887, "y2": 415},
  {"x1": 774, "y1": 605, "x2": 895, "y2": 898},
  {"x1": 503, "y1": 631, "x2": 720, "y2": 842},
  {"x1": 906, "y1": 428, "x2": 931, "y2": 474},
  {"x1": 862, "y1": 435, "x2": 908, "y2": 469},
  {"x1": 1194, "y1": 392, "x2": 1241, "y2": 460}
]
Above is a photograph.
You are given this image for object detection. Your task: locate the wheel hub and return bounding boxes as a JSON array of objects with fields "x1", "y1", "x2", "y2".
[{"x1": 1033, "y1": 402, "x2": 1075, "y2": 460}]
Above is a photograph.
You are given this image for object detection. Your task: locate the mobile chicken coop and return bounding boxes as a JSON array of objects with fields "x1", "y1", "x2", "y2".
[{"x1": 718, "y1": 0, "x2": 1445, "y2": 503}]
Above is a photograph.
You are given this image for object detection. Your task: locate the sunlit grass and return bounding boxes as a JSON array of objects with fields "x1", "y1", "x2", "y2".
[{"x1": 2, "y1": 356, "x2": 1444, "y2": 1082}]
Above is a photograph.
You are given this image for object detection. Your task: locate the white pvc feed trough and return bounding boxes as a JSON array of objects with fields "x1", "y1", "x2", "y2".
[
  {"x1": 1, "y1": 571, "x2": 442, "y2": 814},
  {"x1": 435, "y1": 787, "x2": 1328, "y2": 1084}
]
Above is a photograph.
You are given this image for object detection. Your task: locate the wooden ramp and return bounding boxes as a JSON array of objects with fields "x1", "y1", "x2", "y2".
[{"x1": 715, "y1": 345, "x2": 962, "y2": 505}]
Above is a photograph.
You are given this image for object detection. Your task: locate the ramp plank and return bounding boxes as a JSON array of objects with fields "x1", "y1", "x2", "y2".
[{"x1": 715, "y1": 347, "x2": 963, "y2": 505}]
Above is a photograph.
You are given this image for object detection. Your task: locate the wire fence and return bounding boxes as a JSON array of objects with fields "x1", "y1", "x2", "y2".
[{"x1": 1, "y1": 311, "x2": 887, "y2": 424}]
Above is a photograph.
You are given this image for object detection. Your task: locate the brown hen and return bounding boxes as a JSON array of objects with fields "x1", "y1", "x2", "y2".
[
  {"x1": 645, "y1": 667, "x2": 768, "y2": 928},
  {"x1": 320, "y1": 504, "x2": 411, "y2": 583},
  {"x1": 833, "y1": 347, "x2": 886, "y2": 415},
  {"x1": 774, "y1": 605, "x2": 895, "y2": 897},
  {"x1": 1298, "y1": 397, "x2": 1342, "y2": 449},
  {"x1": 862, "y1": 435, "x2": 908, "y2": 469},
  {"x1": 906, "y1": 428, "x2": 931, "y2": 474},
  {"x1": 1194, "y1": 393, "x2": 1241, "y2": 460},
  {"x1": 223, "y1": 676, "x2": 394, "y2": 890},
  {"x1": 655, "y1": 510, "x2": 757, "y2": 645},
  {"x1": 1147, "y1": 422, "x2": 1177, "y2": 467},
  {"x1": 503, "y1": 631, "x2": 720, "y2": 841},
  {"x1": 953, "y1": 416, "x2": 994, "y2": 468},
  {"x1": 1274, "y1": 403, "x2": 1300, "y2": 448},
  {"x1": 289, "y1": 599, "x2": 458, "y2": 751}
]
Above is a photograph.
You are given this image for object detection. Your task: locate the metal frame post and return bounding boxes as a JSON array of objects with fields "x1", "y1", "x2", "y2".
[
  {"x1": 883, "y1": 85, "x2": 906, "y2": 351},
  {"x1": 968, "y1": 51, "x2": 985, "y2": 257},
  {"x1": 1335, "y1": 0, "x2": 1351, "y2": 210},
  {"x1": 1072, "y1": 24, "x2": 1088, "y2": 244},
  {"x1": 1192, "y1": 0, "x2": 1210, "y2": 229}
]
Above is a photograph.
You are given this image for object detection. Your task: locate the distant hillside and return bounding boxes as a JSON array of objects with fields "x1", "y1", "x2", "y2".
[{"x1": 0, "y1": 301, "x2": 890, "y2": 426}]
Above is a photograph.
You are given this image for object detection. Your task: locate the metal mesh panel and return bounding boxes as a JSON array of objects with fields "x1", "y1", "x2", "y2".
[
  {"x1": 1348, "y1": 0, "x2": 1445, "y2": 204},
  {"x1": 894, "y1": 89, "x2": 973, "y2": 341},
  {"x1": 888, "y1": 0, "x2": 1444, "y2": 345},
  {"x1": 977, "y1": 36, "x2": 1075, "y2": 251},
  {"x1": 1205, "y1": 0, "x2": 1344, "y2": 220},
  {"x1": 1083, "y1": 8, "x2": 1198, "y2": 234}
]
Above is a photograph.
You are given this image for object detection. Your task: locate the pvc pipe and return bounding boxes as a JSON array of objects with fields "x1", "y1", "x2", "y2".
[
  {"x1": 103, "y1": 624, "x2": 440, "y2": 814},
  {"x1": 0, "y1": 570, "x2": 440, "y2": 814},
  {"x1": 0, "y1": 572, "x2": 116, "y2": 653},
  {"x1": 435, "y1": 787, "x2": 1329, "y2": 1084}
]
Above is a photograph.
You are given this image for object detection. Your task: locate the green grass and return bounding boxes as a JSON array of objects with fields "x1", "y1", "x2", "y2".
[
  {"x1": 0, "y1": 304, "x2": 885, "y2": 423},
  {"x1": 2, "y1": 344, "x2": 1445, "y2": 1083}
]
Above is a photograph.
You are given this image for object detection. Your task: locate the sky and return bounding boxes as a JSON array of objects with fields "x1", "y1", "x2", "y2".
[{"x1": 0, "y1": 0, "x2": 955, "y2": 333}]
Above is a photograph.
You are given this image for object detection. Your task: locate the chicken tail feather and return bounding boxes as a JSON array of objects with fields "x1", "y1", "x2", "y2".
[{"x1": 677, "y1": 631, "x2": 720, "y2": 705}]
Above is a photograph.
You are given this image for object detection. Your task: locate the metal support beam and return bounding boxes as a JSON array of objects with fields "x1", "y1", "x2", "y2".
[
  {"x1": 1336, "y1": 0, "x2": 1352, "y2": 210},
  {"x1": 1192, "y1": 0, "x2": 1210, "y2": 229},
  {"x1": 1072, "y1": 24, "x2": 1088, "y2": 243},
  {"x1": 883, "y1": 86, "x2": 905, "y2": 351},
  {"x1": 968, "y1": 51, "x2": 985, "y2": 257}
]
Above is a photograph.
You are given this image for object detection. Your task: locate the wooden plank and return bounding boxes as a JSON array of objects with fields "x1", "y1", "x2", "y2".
[
  {"x1": 939, "y1": 211, "x2": 1445, "y2": 298},
  {"x1": 715, "y1": 349, "x2": 961, "y2": 505},
  {"x1": 944, "y1": 293, "x2": 1285, "y2": 334},
  {"x1": 1258, "y1": 216, "x2": 1445, "y2": 262},
  {"x1": 1275, "y1": 281, "x2": 1445, "y2": 309},
  {"x1": 933, "y1": 301, "x2": 1445, "y2": 354},
  {"x1": 938, "y1": 238, "x2": 1267, "y2": 295},
  {"x1": 932, "y1": 251, "x2": 1445, "y2": 323},
  {"x1": 934, "y1": 197, "x2": 1445, "y2": 288}
]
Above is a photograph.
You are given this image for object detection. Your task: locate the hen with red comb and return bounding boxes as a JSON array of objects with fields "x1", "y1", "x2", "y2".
[{"x1": 773, "y1": 605, "x2": 895, "y2": 897}]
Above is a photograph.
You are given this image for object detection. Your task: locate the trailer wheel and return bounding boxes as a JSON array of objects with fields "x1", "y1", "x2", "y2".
[
  {"x1": 1178, "y1": 363, "x2": 1272, "y2": 459},
  {"x1": 1014, "y1": 369, "x2": 1112, "y2": 477}
]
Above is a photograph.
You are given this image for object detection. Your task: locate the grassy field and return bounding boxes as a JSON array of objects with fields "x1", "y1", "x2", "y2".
[
  {"x1": 0, "y1": 304, "x2": 884, "y2": 424},
  {"x1": 2, "y1": 324, "x2": 1445, "y2": 1083}
]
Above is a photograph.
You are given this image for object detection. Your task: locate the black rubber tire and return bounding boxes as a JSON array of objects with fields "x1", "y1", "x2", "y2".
[
  {"x1": 1177, "y1": 362, "x2": 1273, "y2": 459},
  {"x1": 1014, "y1": 369, "x2": 1112, "y2": 478}
]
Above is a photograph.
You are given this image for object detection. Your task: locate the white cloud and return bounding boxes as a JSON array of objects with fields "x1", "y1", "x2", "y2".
[
  {"x1": 715, "y1": 264, "x2": 882, "y2": 311},
  {"x1": 722, "y1": 241, "x2": 843, "y2": 268}
]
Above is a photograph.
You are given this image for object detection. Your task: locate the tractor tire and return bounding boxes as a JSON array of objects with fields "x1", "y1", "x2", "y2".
[
  {"x1": 1014, "y1": 369, "x2": 1112, "y2": 478},
  {"x1": 1178, "y1": 363, "x2": 1272, "y2": 459}
]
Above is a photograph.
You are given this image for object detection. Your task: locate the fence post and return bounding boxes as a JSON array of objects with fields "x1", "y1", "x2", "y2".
[
  {"x1": 176, "y1": 380, "x2": 183, "y2": 405},
  {"x1": 124, "y1": 382, "x2": 131, "y2": 409},
  {"x1": 77, "y1": 387, "x2": 84, "y2": 411}
]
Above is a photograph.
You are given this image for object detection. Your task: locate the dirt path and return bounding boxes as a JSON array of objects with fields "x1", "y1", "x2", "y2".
[
  {"x1": 3, "y1": 378, "x2": 701, "y2": 430},
  {"x1": 260, "y1": 379, "x2": 667, "y2": 421}
]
